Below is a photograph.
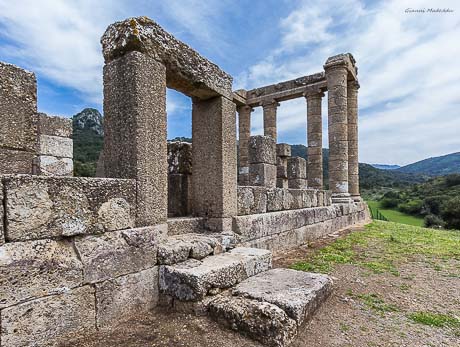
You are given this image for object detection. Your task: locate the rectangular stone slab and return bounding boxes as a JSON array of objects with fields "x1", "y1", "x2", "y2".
[
  {"x1": 3, "y1": 175, "x2": 136, "y2": 241},
  {"x1": 0, "y1": 239, "x2": 83, "y2": 309},
  {"x1": 95, "y1": 267, "x2": 159, "y2": 330},
  {"x1": 232, "y1": 268, "x2": 333, "y2": 326},
  {"x1": 159, "y1": 247, "x2": 272, "y2": 301},
  {"x1": 38, "y1": 134, "x2": 73, "y2": 158},
  {"x1": 101, "y1": 17, "x2": 233, "y2": 99},
  {"x1": 74, "y1": 225, "x2": 165, "y2": 283},
  {"x1": 37, "y1": 113, "x2": 72, "y2": 137},
  {"x1": 1, "y1": 285, "x2": 96, "y2": 347},
  {"x1": 0, "y1": 148, "x2": 35, "y2": 175}
]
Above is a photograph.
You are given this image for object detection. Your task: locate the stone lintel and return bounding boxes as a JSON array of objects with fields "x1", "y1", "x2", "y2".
[
  {"x1": 233, "y1": 89, "x2": 247, "y2": 106},
  {"x1": 245, "y1": 74, "x2": 326, "y2": 106},
  {"x1": 324, "y1": 53, "x2": 358, "y2": 81},
  {"x1": 101, "y1": 17, "x2": 233, "y2": 99}
]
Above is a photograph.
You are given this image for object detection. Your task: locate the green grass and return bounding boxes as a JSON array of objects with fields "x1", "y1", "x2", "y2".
[
  {"x1": 408, "y1": 311, "x2": 460, "y2": 328},
  {"x1": 291, "y1": 221, "x2": 460, "y2": 275},
  {"x1": 367, "y1": 200, "x2": 424, "y2": 227},
  {"x1": 353, "y1": 292, "x2": 399, "y2": 313}
]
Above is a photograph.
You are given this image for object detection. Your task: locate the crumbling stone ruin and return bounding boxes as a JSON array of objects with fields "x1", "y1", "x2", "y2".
[{"x1": 0, "y1": 16, "x2": 370, "y2": 347}]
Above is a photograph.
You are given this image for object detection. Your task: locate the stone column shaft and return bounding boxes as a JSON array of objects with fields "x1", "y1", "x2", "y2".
[
  {"x1": 262, "y1": 100, "x2": 279, "y2": 143},
  {"x1": 306, "y1": 91, "x2": 324, "y2": 189},
  {"x1": 348, "y1": 81, "x2": 360, "y2": 201},
  {"x1": 238, "y1": 105, "x2": 252, "y2": 185},
  {"x1": 325, "y1": 64, "x2": 351, "y2": 203},
  {"x1": 103, "y1": 51, "x2": 168, "y2": 226}
]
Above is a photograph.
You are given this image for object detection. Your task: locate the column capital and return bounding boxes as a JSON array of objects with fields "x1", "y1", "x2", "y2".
[
  {"x1": 237, "y1": 105, "x2": 254, "y2": 113},
  {"x1": 303, "y1": 88, "x2": 325, "y2": 99},
  {"x1": 260, "y1": 99, "x2": 280, "y2": 109},
  {"x1": 348, "y1": 80, "x2": 360, "y2": 90}
]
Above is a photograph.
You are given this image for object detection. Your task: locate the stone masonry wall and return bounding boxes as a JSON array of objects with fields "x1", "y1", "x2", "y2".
[{"x1": 0, "y1": 174, "x2": 166, "y2": 346}]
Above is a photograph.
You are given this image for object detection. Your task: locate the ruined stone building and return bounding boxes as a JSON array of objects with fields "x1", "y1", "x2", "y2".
[{"x1": 0, "y1": 16, "x2": 369, "y2": 347}]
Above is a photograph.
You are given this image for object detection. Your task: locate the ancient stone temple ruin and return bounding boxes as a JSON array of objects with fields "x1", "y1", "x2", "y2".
[{"x1": 0, "y1": 17, "x2": 370, "y2": 347}]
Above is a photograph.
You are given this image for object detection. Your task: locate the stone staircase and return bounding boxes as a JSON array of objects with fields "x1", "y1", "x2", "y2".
[{"x1": 157, "y1": 233, "x2": 333, "y2": 347}]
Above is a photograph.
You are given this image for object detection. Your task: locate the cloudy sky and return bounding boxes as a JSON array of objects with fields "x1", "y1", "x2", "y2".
[{"x1": 0, "y1": 0, "x2": 459, "y2": 165}]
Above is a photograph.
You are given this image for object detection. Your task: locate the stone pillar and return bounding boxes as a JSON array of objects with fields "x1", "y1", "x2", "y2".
[
  {"x1": 262, "y1": 100, "x2": 279, "y2": 143},
  {"x1": 248, "y1": 135, "x2": 277, "y2": 188},
  {"x1": 348, "y1": 80, "x2": 360, "y2": 201},
  {"x1": 324, "y1": 56, "x2": 351, "y2": 203},
  {"x1": 276, "y1": 143, "x2": 291, "y2": 188},
  {"x1": 168, "y1": 141, "x2": 192, "y2": 217},
  {"x1": 305, "y1": 90, "x2": 324, "y2": 189},
  {"x1": 287, "y1": 157, "x2": 307, "y2": 189},
  {"x1": 103, "y1": 51, "x2": 168, "y2": 226},
  {"x1": 238, "y1": 105, "x2": 252, "y2": 185},
  {"x1": 192, "y1": 95, "x2": 237, "y2": 230}
]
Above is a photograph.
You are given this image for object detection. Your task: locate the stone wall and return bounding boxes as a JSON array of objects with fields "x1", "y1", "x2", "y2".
[
  {"x1": 235, "y1": 202, "x2": 370, "y2": 252},
  {"x1": 0, "y1": 174, "x2": 166, "y2": 346}
]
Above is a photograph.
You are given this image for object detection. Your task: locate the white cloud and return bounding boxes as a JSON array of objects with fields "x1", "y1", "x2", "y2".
[{"x1": 237, "y1": 0, "x2": 460, "y2": 165}]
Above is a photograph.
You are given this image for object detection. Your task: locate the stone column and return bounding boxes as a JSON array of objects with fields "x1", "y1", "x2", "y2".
[
  {"x1": 238, "y1": 105, "x2": 252, "y2": 185},
  {"x1": 305, "y1": 90, "x2": 324, "y2": 190},
  {"x1": 192, "y1": 95, "x2": 237, "y2": 231},
  {"x1": 262, "y1": 100, "x2": 279, "y2": 143},
  {"x1": 347, "y1": 80, "x2": 360, "y2": 201},
  {"x1": 103, "y1": 51, "x2": 168, "y2": 226},
  {"x1": 324, "y1": 56, "x2": 351, "y2": 203}
]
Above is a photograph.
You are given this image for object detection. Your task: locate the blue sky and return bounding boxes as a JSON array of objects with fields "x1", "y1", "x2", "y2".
[{"x1": 0, "y1": 0, "x2": 459, "y2": 165}]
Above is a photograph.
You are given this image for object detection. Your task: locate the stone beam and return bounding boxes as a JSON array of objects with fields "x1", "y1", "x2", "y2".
[
  {"x1": 323, "y1": 53, "x2": 358, "y2": 82},
  {"x1": 101, "y1": 17, "x2": 233, "y2": 99},
  {"x1": 245, "y1": 73, "x2": 326, "y2": 106}
]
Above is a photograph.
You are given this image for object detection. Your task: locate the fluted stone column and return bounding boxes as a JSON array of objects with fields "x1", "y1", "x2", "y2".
[
  {"x1": 324, "y1": 56, "x2": 351, "y2": 203},
  {"x1": 305, "y1": 90, "x2": 324, "y2": 189},
  {"x1": 347, "y1": 80, "x2": 360, "y2": 201},
  {"x1": 262, "y1": 100, "x2": 279, "y2": 143},
  {"x1": 238, "y1": 105, "x2": 252, "y2": 185}
]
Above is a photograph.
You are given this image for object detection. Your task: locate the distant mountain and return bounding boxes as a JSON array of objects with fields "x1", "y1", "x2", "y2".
[
  {"x1": 72, "y1": 108, "x2": 104, "y2": 177},
  {"x1": 397, "y1": 152, "x2": 460, "y2": 176},
  {"x1": 371, "y1": 164, "x2": 401, "y2": 170}
]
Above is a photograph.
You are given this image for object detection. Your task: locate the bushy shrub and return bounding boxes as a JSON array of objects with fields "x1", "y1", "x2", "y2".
[
  {"x1": 424, "y1": 214, "x2": 445, "y2": 228},
  {"x1": 423, "y1": 196, "x2": 443, "y2": 215},
  {"x1": 380, "y1": 197, "x2": 399, "y2": 208},
  {"x1": 398, "y1": 199, "x2": 423, "y2": 215},
  {"x1": 440, "y1": 196, "x2": 460, "y2": 230}
]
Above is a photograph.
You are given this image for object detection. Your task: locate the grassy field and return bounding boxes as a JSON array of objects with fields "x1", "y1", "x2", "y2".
[{"x1": 367, "y1": 200, "x2": 424, "y2": 227}]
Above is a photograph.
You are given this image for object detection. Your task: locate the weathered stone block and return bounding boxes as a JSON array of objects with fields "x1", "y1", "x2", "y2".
[
  {"x1": 237, "y1": 186, "x2": 267, "y2": 215},
  {"x1": 159, "y1": 247, "x2": 271, "y2": 301},
  {"x1": 95, "y1": 267, "x2": 159, "y2": 330},
  {"x1": 1, "y1": 285, "x2": 96, "y2": 347},
  {"x1": 168, "y1": 141, "x2": 192, "y2": 174},
  {"x1": 0, "y1": 148, "x2": 34, "y2": 174},
  {"x1": 266, "y1": 188, "x2": 291, "y2": 212},
  {"x1": 288, "y1": 178, "x2": 307, "y2": 189},
  {"x1": 39, "y1": 134, "x2": 73, "y2": 158},
  {"x1": 233, "y1": 268, "x2": 333, "y2": 327},
  {"x1": 3, "y1": 175, "x2": 136, "y2": 241},
  {"x1": 277, "y1": 164, "x2": 287, "y2": 178},
  {"x1": 74, "y1": 225, "x2": 165, "y2": 283},
  {"x1": 101, "y1": 17, "x2": 233, "y2": 99},
  {"x1": 276, "y1": 178, "x2": 289, "y2": 189},
  {"x1": 35, "y1": 155, "x2": 73, "y2": 176},
  {"x1": 0, "y1": 239, "x2": 83, "y2": 309},
  {"x1": 37, "y1": 113, "x2": 72, "y2": 137},
  {"x1": 167, "y1": 217, "x2": 205, "y2": 236},
  {"x1": 0, "y1": 180, "x2": 4, "y2": 245},
  {"x1": 0, "y1": 62, "x2": 37, "y2": 152},
  {"x1": 248, "y1": 135, "x2": 276, "y2": 164},
  {"x1": 168, "y1": 173, "x2": 191, "y2": 217},
  {"x1": 276, "y1": 143, "x2": 291, "y2": 157},
  {"x1": 208, "y1": 295, "x2": 297, "y2": 347},
  {"x1": 287, "y1": 157, "x2": 307, "y2": 179},
  {"x1": 249, "y1": 163, "x2": 276, "y2": 188}
]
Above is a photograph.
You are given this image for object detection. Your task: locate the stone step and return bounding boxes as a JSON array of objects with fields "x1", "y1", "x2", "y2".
[
  {"x1": 157, "y1": 233, "x2": 223, "y2": 265},
  {"x1": 208, "y1": 268, "x2": 332, "y2": 347},
  {"x1": 159, "y1": 247, "x2": 272, "y2": 301}
]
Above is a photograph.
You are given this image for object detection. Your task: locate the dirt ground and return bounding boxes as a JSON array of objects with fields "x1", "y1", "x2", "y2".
[{"x1": 66, "y1": 224, "x2": 460, "y2": 347}]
